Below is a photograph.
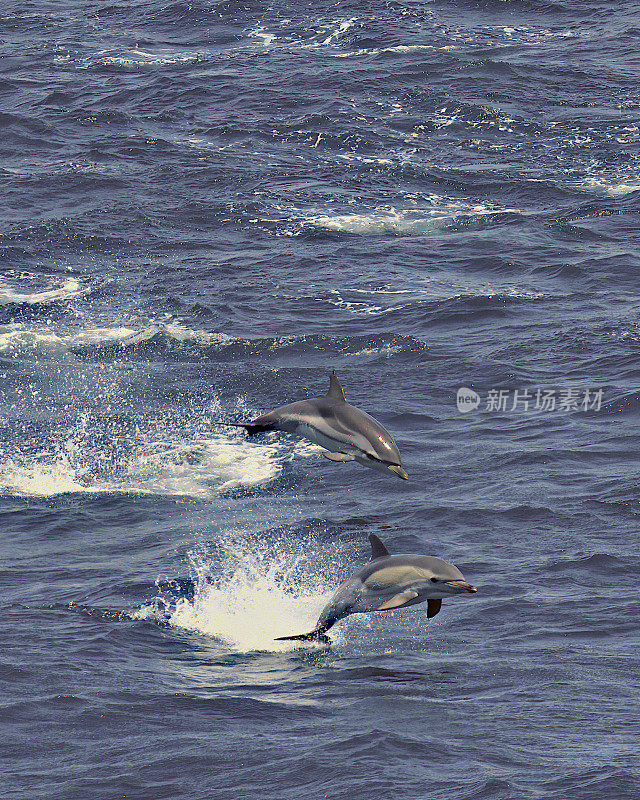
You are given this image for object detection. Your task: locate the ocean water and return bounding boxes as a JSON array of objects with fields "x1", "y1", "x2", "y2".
[{"x1": 2, "y1": 1, "x2": 640, "y2": 798}]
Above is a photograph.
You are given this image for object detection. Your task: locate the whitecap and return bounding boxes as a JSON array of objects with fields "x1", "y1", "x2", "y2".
[
  {"x1": 83, "y1": 48, "x2": 204, "y2": 71},
  {"x1": 320, "y1": 18, "x2": 357, "y2": 46},
  {"x1": 0, "y1": 278, "x2": 88, "y2": 305},
  {"x1": 579, "y1": 177, "x2": 640, "y2": 197},
  {"x1": 322, "y1": 290, "x2": 391, "y2": 315},
  {"x1": 0, "y1": 323, "x2": 229, "y2": 356},
  {"x1": 247, "y1": 27, "x2": 277, "y2": 48},
  {"x1": 332, "y1": 44, "x2": 447, "y2": 59},
  {"x1": 0, "y1": 456, "x2": 91, "y2": 497},
  {"x1": 298, "y1": 201, "x2": 519, "y2": 236},
  {"x1": 321, "y1": 280, "x2": 545, "y2": 310}
]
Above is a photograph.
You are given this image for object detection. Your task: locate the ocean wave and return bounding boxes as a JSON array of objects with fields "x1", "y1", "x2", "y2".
[
  {"x1": 333, "y1": 43, "x2": 442, "y2": 58},
  {"x1": 0, "y1": 322, "x2": 427, "y2": 362},
  {"x1": 320, "y1": 281, "x2": 547, "y2": 312},
  {"x1": 544, "y1": 553, "x2": 639, "y2": 577},
  {"x1": 578, "y1": 176, "x2": 640, "y2": 197},
  {"x1": 246, "y1": 17, "x2": 358, "y2": 52}
]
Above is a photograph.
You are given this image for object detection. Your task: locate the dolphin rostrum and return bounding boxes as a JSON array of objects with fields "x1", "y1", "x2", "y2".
[
  {"x1": 220, "y1": 371, "x2": 408, "y2": 479},
  {"x1": 276, "y1": 534, "x2": 477, "y2": 643}
]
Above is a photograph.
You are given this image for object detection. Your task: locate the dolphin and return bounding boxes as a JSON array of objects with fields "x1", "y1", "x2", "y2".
[
  {"x1": 220, "y1": 371, "x2": 408, "y2": 479},
  {"x1": 276, "y1": 534, "x2": 477, "y2": 643}
]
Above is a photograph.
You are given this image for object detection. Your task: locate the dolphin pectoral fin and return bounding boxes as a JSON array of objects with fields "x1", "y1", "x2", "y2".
[
  {"x1": 427, "y1": 599, "x2": 442, "y2": 619},
  {"x1": 326, "y1": 370, "x2": 346, "y2": 402},
  {"x1": 322, "y1": 452, "x2": 355, "y2": 462},
  {"x1": 377, "y1": 589, "x2": 419, "y2": 611},
  {"x1": 368, "y1": 533, "x2": 390, "y2": 560}
]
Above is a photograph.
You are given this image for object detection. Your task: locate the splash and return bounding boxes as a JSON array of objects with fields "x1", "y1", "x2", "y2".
[
  {"x1": 0, "y1": 455, "x2": 90, "y2": 496},
  {"x1": 0, "y1": 414, "x2": 285, "y2": 499},
  {"x1": 137, "y1": 536, "x2": 339, "y2": 652}
]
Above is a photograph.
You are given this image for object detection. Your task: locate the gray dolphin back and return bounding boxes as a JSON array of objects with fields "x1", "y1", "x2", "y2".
[
  {"x1": 356, "y1": 554, "x2": 465, "y2": 584},
  {"x1": 241, "y1": 371, "x2": 346, "y2": 434}
]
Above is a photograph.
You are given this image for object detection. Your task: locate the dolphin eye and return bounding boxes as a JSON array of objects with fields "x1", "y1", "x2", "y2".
[{"x1": 430, "y1": 578, "x2": 438, "y2": 583}]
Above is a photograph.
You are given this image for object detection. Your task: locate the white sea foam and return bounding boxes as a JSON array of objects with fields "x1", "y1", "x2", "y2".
[
  {"x1": 246, "y1": 17, "x2": 357, "y2": 53},
  {"x1": 336, "y1": 152, "x2": 394, "y2": 166},
  {"x1": 135, "y1": 539, "x2": 336, "y2": 652},
  {"x1": 476, "y1": 25, "x2": 579, "y2": 45},
  {"x1": 320, "y1": 18, "x2": 357, "y2": 46},
  {"x1": 0, "y1": 278, "x2": 88, "y2": 305},
  {"x1": 351, "y1": 343, "x2": 404, "y2": 358},
  {"x1": 0, "y1": 324, "x2": 133, "y2": 355},
  {"x1": 322, "y1": 290, "x2": 391, "y2": 315},
  {"x1": 333, "y1": 43, "x2": 440, "y2": 58},
  {"x1": 248, "y1": 27, "x2": 277, "y2": 47},
  {"x1": 391, "y1": 280, "x2": 545, "y2": 302}
]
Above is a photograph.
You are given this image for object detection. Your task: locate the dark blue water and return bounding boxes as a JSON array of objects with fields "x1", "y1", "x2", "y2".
[{"x1": 2, "y1": 1, "x2": 640, "y2": 798}]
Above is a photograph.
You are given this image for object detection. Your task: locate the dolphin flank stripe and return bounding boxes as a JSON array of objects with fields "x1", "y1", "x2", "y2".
[
  {"x1": 297, "y1": 422, "x2": 378, "y2": 460},
  {"x1": 363, "y1": 566, "x2": 425, "y2": 591}
]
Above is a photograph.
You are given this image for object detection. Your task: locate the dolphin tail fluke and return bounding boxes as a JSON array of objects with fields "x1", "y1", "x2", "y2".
[
  {"x1": 275, "y1": 626, "x2": 331, "y2": 644},
  {"x1": 213, "y1": 421, "x2": 274, "y2": 435}
]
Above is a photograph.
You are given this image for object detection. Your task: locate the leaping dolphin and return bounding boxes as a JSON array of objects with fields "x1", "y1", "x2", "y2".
[
  {"x1": 276, "y1": 534, "x2": 476, "y2": 643},
  {"x1": 220, "y1": 371, "x2": 408, "y2": 480}
]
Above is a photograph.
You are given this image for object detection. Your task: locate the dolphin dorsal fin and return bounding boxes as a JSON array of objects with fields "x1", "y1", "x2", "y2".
[
  {"x1": 327, "y1": 370, "x2": 346, "y2": 402},
  {"x1": 369, "y1": 533, "x2": 390, "y2": 560}
]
